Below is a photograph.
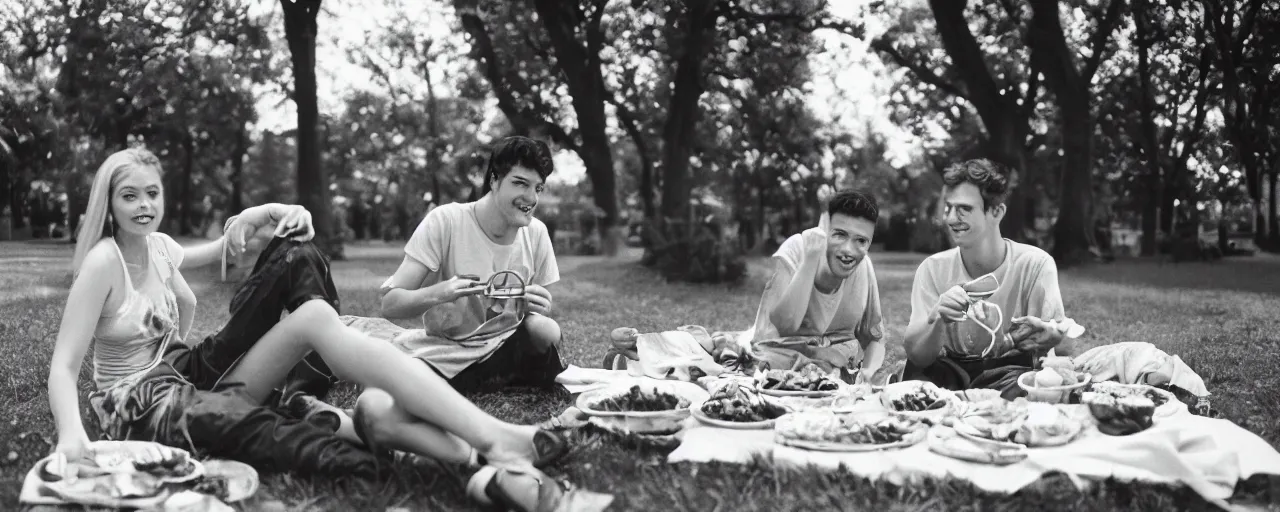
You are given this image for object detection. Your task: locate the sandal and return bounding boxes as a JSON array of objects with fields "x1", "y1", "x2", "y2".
[
  {"x1": 480, "y1": 429, "x2": 571, "y2": 471},
  {"x1": 466, "y1": 465, "x2": 571, "y2": 512}
]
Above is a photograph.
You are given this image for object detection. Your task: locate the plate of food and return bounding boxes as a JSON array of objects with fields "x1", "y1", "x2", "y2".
[
  {"x1": 1087, "y1": 381, "x2": 1185, "y2": 419},
  {"x1": 928, "y1": 426, "x2": 1028, "y2": 465},
  {"x1": 755, "y1": 363, "x2": 842, "y2": 397},
  {"x1": 879, "y1": 381, "x2": 956, "y2": 421},
  {"x1": 829, "y1": 384, "x2": 877, "y2": 412},
  {"x1": 577, "y1": 382, "x2": 707, "y2": 435},
  {"x1": 87, "y1": 441, "x2": 205, "y2": 484},
  {"x1": 692, "y1": 381, "x2": 788, "y2": 429},
  {"x1": 949, "y1": 399, "x2": 1085, "y2": 448},
  {"x1": 1017, "y1": 368, "x2": 1091, "y2": 404},
  {"x1": 774, "y1": 410, "x2": 928, "y2": 452}
]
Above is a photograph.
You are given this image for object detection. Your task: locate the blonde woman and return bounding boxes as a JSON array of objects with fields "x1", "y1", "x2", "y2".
[{"x1": 49, "y1": 148, "x2": 570, "y2": 508}]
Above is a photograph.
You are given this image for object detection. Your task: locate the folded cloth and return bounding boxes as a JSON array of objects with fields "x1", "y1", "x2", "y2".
[
  {"x1": 636, "y1": 330, "x2": 726, "y2": 381},
  {"x1": 555, "y1": 365, "x2": 636, "y2": 394},
  {"x1": 20, "y1": 442, "x2": 249, "y2": 510},
  {"x1": 1072, "y1": 342, "x2": 1210, "y2": 397},
  {"x1": 752, "y1": 333, "x2": 861, "y2": 374}
]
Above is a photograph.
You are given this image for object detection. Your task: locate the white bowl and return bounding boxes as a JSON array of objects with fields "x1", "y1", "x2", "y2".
[
  {"x1": 1018, "y1": 371, "x2": 1091, "y2": 404},
  {"x1": 576, "y1": 380, "x2": 708, "y2": 435}
]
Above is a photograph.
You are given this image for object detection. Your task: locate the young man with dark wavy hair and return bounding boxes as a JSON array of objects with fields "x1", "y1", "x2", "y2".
[
  {"x1": 369, "y1": 136, "x2": 565, "y2": 392},
  {"x1": 741, "y1": 189, "x2": 887, "y2": 383},
  {"x1": 902, "y1": 158, "x2": 1071, "y2": 391}
]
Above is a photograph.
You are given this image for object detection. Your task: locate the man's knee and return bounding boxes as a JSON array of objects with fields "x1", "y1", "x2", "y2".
[
  {"x1": 353, "y1": 388, "x2": 397, "y2": 446},
  {"x1": 287, "y1": 299, "x2": 341, "y2": 331},
  {"x1": 523, "y1": 314, "x2": 561, "y2": 352}
]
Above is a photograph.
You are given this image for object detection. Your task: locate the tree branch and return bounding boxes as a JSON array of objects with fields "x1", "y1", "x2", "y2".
[
  {"x1": 871, "y1": 37, "x2": 969, "y2": 100},
  {"x1": 456, "y1": 4, "x2": 578, "y2": 153},
  {"x1": 1082, "y1": 0, "x2": 1126, "y2": 82}
]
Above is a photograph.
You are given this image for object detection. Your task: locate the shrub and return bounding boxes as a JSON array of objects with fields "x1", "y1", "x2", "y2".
[{"x1": 641, "y1": 217, "x2": 747, "y2": 284}]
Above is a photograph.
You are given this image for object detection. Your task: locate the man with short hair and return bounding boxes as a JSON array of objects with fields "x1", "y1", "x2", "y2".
[
  {"x1": 742, "y1": 189, "x2": 886, "y2": 382},
  {"x1": 902, "y1": 159, "x2": 1070, "y2": 390},
  {"x1": 371, "y1": 135, "x2": 565, "y2": 391}
]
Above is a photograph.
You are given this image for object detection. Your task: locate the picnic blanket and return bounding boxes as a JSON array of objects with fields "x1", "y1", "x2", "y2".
[
  {"x1": 555, "y1": 368, "x2": 1280, "y2": 508},
  {"x1": 669, "y1": 402, "x2": 1279, "y2": 508}
]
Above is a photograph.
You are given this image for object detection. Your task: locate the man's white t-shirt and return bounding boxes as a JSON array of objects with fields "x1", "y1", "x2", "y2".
[
  {"x1": 748, "y1": 233, "x2": 885, "y2": 345},
  {"x1": 909, "y1": 239, "x2": 1065, "y2": 358},
  {"x1": 389, "y1": 201, "x2": 559, "y2": 376}
]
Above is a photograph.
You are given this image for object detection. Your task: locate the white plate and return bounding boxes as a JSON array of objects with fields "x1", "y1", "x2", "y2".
[
  {"x1": 758, "y1": 387, "x2": 839, "y2": 398},
  {"x1": 952, "y1": 415, "x2": 1085, "y2": 448},
  {"x1": 1088, "y1": 382, "x2": 1186, "y2": 418},
  {"x1": 775, "y1": 427, "x2": 927, "y2": 452},
  {"x1": 927, "y1": 427, "x2": 1027, "y2": 465},
  {"x1": 88, "y1": 441, "x2": 205, "y2": 484}
]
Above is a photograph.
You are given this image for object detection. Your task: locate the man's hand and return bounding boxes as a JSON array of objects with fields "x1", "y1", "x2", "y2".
[
  {"x1": 1006, "y1": 315, "x2": 1065, "y2": 353},
  {"x1": 929, "y1": 285, "x2": 970, "y2": 324},
  {"x1": 525, "y1": 284, "x2": 553, "y2": 315},
  {"x1": 430, "y1": 276, "x2": 485, "y2": 305},
  {"x1": 273, "y1": 205, "x2": 315, "y2": 242},
  {"x1": 801, "y1": 227, "x2": 827, "y2": 262}
]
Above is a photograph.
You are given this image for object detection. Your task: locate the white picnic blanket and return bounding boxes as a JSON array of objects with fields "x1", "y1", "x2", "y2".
[
  {"x1": 556, "y1": 368, "x2": 1280, "y2": 508},
  {"x1": 669, "y1": 403, "x2": 1280, "y2": 509}
]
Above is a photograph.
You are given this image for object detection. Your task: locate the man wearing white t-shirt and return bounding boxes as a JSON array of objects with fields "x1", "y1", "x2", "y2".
[
  {"x1": 902, "y1": 159, "x2": 1070, "y2": 391},
  {"x1": 370, "y1": 136, "x2": 565, "y2": 392},
  {"x1": 744, "y1": 190, "x2": 886, "y2": 383}
]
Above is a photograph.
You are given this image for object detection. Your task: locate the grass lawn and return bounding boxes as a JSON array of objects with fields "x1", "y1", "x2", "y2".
[{"x1": 2, "y1": 240, "x2": 1279, "y2": 511}]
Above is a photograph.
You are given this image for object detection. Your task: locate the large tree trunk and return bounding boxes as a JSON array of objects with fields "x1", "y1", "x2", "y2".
[
  {"x1": 659, "y1": 0, "x2": 718, "y2": 222},
  {"x1": 928, "y1": 0, "x2": 1036, "y2": 242},
  {"x1": 281, "y1": 0, "x2": 340, "y2": 259},
  {"x1": 1028, "y1": 0, "x2": 1117, "y2": 265},
  {"x1": 230, "y1": 125, "x2": 247, "y2": 214},
  {"x1": 1269, "y1": 168, "x2": 1278, "y2": 247},
  {"x1": 1134, "y1": 1, "x2": 1161, "y2": 256},
  {"x1": 987, "y1": 127, "x2": 1030, "y2": 242},
  {"x1": 529, "y1": 0, "x2": 622, "y2": 255}
]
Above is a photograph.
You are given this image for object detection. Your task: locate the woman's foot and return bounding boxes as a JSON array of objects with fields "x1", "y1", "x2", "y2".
[{"x1": 481, "y1": 426, "x2": 569, "y2": 471}]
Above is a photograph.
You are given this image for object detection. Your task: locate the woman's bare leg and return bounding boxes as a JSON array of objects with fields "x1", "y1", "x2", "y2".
[
  {"x1": 354, "y1": 388, "x2": 472, "y2": 465},
  {"x1": 218, "y1": 300, "x2": 540, "y2": 466}
]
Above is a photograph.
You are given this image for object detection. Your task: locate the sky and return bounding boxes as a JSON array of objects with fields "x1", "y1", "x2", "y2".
[{"x1": 254, "y1": 0, "x2": 919, "y2": 186}]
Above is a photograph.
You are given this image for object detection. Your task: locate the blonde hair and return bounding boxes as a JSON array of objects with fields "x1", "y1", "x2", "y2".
[{"x1": 72, "y1": 148, "x2": 164, "y2": 275}]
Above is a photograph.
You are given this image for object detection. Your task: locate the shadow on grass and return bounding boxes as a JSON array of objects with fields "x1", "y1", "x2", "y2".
[{"x1": 1064, "y1": 255, "x2": 1280, "y2": 297}]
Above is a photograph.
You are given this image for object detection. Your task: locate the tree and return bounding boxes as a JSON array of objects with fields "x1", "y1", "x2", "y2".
[
  {"x1": 1109, "y1": 0, "x2": 1217, "y2": 254},
  {"x1": 872, "y1": 0, "x2": 1043, "y2": 244},
  {"x1": 280, "y1": 0, "x2": 340, "y2": 258},
  {"x1": 1205, "y1": 0, "x2": 1280, "y2": 248},
  {"x1": 529, "y1": 0, "x2": 623, "y2": 254},
  {"x1": 2, "y1": 0, "x2": 269, "y2": 238},
  {"x1": 1026, "y1": 0, "x2": 1126, "y2": 264},
  {"x1": 873, "y1": 0, "x2": 1128, "y2": 263}
]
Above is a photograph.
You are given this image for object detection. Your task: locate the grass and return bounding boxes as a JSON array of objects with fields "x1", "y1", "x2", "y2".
[{"x1": 2, "y1": 240, "x2": 1279, "y2": 511}]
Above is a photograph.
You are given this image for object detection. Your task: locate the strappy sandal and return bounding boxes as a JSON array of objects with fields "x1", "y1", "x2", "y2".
[
  {"x1": 479, "y1": 429, "x2": 571, "y2": 470},
  {"x1": 466, "y1": 465, "x2": 573, "y2": 512}
]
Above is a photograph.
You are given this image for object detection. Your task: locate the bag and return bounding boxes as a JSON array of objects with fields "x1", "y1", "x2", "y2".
[{"x1": 422, "y1": 270, "x2": 528, "y2": 344}]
